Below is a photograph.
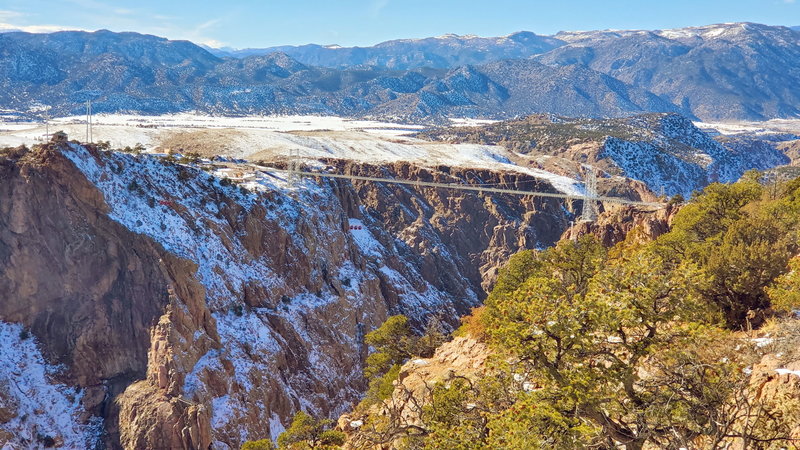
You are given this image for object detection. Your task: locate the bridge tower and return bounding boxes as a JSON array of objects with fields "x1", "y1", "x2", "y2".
[{"x1": 580, "y1": 165, "x2": 598, "y2": 222}]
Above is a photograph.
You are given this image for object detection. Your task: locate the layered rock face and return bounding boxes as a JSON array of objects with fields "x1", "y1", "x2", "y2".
[
  {"x1": 562, "y1": 204, "x2": 679, "y2": 247},
  {"x1": 0, "y1": 143, "x2": 572, "y2": 448}
]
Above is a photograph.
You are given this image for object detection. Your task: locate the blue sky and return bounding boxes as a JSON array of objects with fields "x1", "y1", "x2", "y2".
[{"x1": 0, "y1": 0, "x2": 798, "y2": 48}]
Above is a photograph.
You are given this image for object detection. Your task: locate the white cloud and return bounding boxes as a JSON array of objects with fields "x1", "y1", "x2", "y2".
[
  {"x1": 0, "y1": 6, "x2": 224, "y2": 46},
  {"x1": 0, "y1": 22, "x2": 87, "y2": 33},
  {"x1": 195, "y1": 18, "x2": 221, "y2": 32},
  {"x1": 0, "y1": 10, "x2": 22, "y2": 20},
  {"x1": 0, "y1": 9, "x2": 86, "y2": 34},
  {"x1": 369, "y1": 0, "x2": 390, "y2": 18},
  {"x1": 199, "y1": 38, "x2": 225, "y2": 48}
]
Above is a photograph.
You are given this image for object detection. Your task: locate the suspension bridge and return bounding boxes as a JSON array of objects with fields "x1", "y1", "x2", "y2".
[{"x1": 234, "y1": 159, "x2": 665, "y2": 223}]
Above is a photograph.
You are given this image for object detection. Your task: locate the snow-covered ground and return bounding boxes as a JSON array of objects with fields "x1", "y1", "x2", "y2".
[
  {"x1": 0, "y1": 114, "x2": 423, "y2": 147},
  {"x1": 0, "y1": 322, "x2": 102, "y2": 449},
  {"x1": 448, "y1": 118, "x2": 500, "y2": 127},
  {"x1": 0, "y1": 114, "x2": 584, "y2": 196},
  {"x1": 697, "y1": 119, "x2": 800, "y2": 137}
]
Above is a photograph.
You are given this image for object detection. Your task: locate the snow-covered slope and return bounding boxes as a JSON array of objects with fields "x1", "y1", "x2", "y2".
[
  {"x1": 600, "y1": 114, "x2": 789, "y2": 196},
  {"x1": 0, "y1": 322, "x2": 102, "y2": 449},
  {"x1": 421, "y1": 112, "x2": 790, "y2": 197},
  {"x1": 543, "y1": 23, "x2": 800, "y2": 121},
  {"x1": 0, "y1": 141, "x2": 574, "y2": 448}
]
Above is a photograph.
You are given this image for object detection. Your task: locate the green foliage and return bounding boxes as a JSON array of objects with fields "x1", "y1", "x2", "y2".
[
  {"x1": 127, "y1": 180, "x2": 145, "y2": 197},
  {"x1": 416, "y1": 315, "x2": 446, "y2": 358},
  {"x1": 485, "y1": 394, "x2": 592, "y2": 450},
  {"x1": 359, "y1": 314, "x2": 451, "y2": 412},
  {"x1": 277, "y1": 411, "x2": 344, "y2": 450},
  {"x1": 178, "y1": 151, "x2": 202, "y2": 164},
  {"x1": 666, "y1": 179, "x2": 762, "y2": 245},
  {"x1": 701, "y1": 215, "x2": 796, "y2": 325},
  {"x1": 421, "y1": 376, "x2": 488, "y2": 448},
  {"x1": 483, "y1": 237, "x2": 738, "y2": 447},
  {"x1": 362, "y1": 364, "x2": 401, "y2": 406},
  {"x1": 418, "y1": 371, "x2": 593, "y2": 450},
  {"x1": 768, "y1": 257, "x2": 800, "y2": 313},
  {"x1": 120, "y1": 142, "x2": 145, "y2": 155},
  {"x1": 363, "y1": 315, "x2": 414, "y2": 380},
  {"x1": 668, "y1": 193, "x2": 685, "y2": 205},
  {"x1": 474, "y1": 177, "x2": 800, "y2": 447},
  {"x1": 241, "y1": 439, "x2": 276, "y2": 450},
  {"x1": 347, "y1": 176, "x2": 800, "y2": 449},
  {"x1": 486, "y1": 249, "x2": 545, "y2": 302},
  {"x1": 655, "y1": 177, "x2": 799, "y2": 327}
]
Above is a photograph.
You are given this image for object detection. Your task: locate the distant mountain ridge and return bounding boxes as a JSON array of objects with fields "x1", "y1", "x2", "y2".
[
  {"x1": 208, "y1": 32, "x2": 564, "y2": 70},
  {"x1": 209, "y1": 23, "x2": 800, "y2": 121},
  {"x1": 540, "y1": 23, "x2": 800, "y2": 121},
  {"x1": 0, "y1": 29, "x2": 683, "y2": 121},
  {"x1": 3, "y1": 23, "x2": 800, "y2": 121}
]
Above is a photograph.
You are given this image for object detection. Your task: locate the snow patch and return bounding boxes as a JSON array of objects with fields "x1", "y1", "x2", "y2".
[
  {"x1": 774, "y1": 368, "x2": 800, "y2": 378},
  {"x1": 0, "y1": 322, "x2": 102, "y2": 448}
]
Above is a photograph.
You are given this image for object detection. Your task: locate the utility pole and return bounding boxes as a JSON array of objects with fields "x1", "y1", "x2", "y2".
[
  {"x1": 580, "y1": 164, "x2": 598, "y2": 222},
  {"x1": 85, "y1": 100, "x2": 93, "y2": 143},
  {"x1": 43, "y1": 108, "x2": 50, "y2": 140},
  {"x1": 288, "y1": 149, "x2": 301, "y2": 184}
]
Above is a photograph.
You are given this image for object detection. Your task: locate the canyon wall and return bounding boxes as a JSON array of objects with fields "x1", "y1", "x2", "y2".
[{"x1": 0, "y1": 143, "x2": 571, "y2": 448}]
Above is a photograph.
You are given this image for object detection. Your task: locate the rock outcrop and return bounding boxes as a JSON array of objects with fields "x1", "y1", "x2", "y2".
[
  {"x1": 339, "y1": 336, "x2": 492, "y2": 449},
  {"x1": 561, "y1": 204, "x2": 679, "y2": 247}
]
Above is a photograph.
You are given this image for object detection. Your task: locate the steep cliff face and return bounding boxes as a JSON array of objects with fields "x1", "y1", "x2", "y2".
[
  {"x1": 0, "y1": 145, "x2": 176, "y2": 447},
  {"x1": 0, "y1": 143, "x2": 572, "y2": 448}
]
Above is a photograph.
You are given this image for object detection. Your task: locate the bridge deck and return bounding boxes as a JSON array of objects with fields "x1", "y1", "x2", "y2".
[{"x1": 244, "y1": 164, "x2": 665, "y2": 209}]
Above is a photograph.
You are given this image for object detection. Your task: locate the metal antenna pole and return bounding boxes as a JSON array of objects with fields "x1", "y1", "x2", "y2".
[
  {"x1": 88, "y1": 100, "x2": 93, "y2": 143},
  {"x1": 580, "y1": 165, "x2": 598, "y2": 222},
  {"x1": 85, "y1": 100, "x2": 90, "y2": 143}
]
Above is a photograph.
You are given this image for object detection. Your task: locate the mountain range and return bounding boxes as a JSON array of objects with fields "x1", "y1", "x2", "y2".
[
  {"x1": 2, "y1": 23, "x2": 800, "y2": 121},
  {"x1": 206, "y1": 31, "x2": 564, "y2": 69}
]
